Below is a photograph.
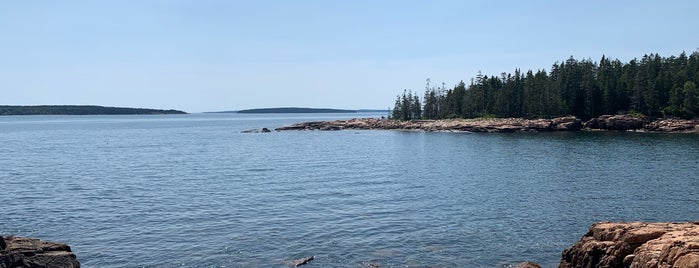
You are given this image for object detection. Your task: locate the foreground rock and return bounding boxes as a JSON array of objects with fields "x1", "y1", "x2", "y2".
[
  {"x1": 276, "y1": 117, "x2": 583, "y2": 133},
  {"x1": 0, "y1": 236, "x2": 80, "y2": 268},
  {"x1": 560, "y1": 222, "x2": 699, "y2": 268}
]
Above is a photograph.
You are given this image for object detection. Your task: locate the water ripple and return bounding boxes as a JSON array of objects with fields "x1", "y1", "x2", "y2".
[{"x1": 1, "y1": 115, "x2": 698, "y2": 267}]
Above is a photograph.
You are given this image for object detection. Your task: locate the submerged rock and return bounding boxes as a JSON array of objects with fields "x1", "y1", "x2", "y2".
[
  {"x1": 284, "y1": 256, "x2": 315, "y2": 267},
  {"x1": 0, "y1": 236, "x2": 80, "y2": 268},
  {"x1": 513, "y1": 261, "x2": 542, "y2": 268},
  {"x1": 241, "y1": 128, "x2": 273, "y2": 133},
  {"x1": 560, "y1": 222, "x2": 699, "y2": 268}
]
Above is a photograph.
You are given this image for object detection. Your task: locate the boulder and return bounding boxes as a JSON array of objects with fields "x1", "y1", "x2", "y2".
[
  {"x1": 587, "y1": 114, "x2": 648, "y2": 131},
  {"x1": 0, "y1": 236, "x2": 80, "y2": 268},
  {"x1": 583, "y1": 117, "x2": 600, "y2": 129},
  {"x1": 551, "y1": 117, "x2": 582, "y2": 130},
  {"x1": 284, "y1": 256, "x2": 315, "y2": 267},
  {"x1": 525, "y1": 119, "x2": 553, "y2": 130},
  {"x1": 644, "y1": 118, "x2": 699, "y2": 133},
  {"x1": 560, "y1": 222, "x2": 699, "y2": 268}
]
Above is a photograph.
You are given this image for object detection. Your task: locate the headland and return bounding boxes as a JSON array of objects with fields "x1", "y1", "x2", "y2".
[{"x1": 276, "y1": 114, "x2": 699, "y2": 133}]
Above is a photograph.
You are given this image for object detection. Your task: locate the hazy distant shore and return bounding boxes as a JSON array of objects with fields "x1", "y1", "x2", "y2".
[
  {"x1": 211, "y1": 107, "x2": 360, "y2": 114},
  {"x1": 0, "y1": 105, "x2": 186, "y2": 116}
]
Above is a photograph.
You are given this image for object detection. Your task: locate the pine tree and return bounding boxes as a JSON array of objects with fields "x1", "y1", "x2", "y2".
[
  {"x1": 423, "y1": 78, "x2": 438, "y2": 119},
  {"x1": 683, "y1": 81, "x2": 699, "y2": 119}
]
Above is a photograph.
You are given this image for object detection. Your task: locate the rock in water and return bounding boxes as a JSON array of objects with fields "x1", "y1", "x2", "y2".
[
  {"x1": 0, "y1": 236, "x2": 80, "y2": 268},
  {"x1": 241, "y1": 128, "x2": 272, "y2": 133},
  {"x1": 560, "y1": 222, "x2": 699, "y2": 268},
  {"x1": 512, "y1": 261, "x2": 542, "y2": 268},
  {"x1": 284, "y1": 256, "x2": 315, "y2": 267}
]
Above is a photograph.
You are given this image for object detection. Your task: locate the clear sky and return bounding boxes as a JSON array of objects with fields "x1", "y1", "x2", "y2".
[{"x1": 2, "y1": 1, "x2": 698, "y2": 113}]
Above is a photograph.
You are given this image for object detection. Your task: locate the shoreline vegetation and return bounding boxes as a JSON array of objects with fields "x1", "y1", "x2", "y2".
[
  {"x1": 389, "y1": 51, "x2": 699, "y2": 123},
  {"x1": 275, "y1": 115, "x2": 699, "y2": 133},
  {"x1": 275, "y1": 51, "x2": 699, "y2": 134},
  {"x1": 0, "y1": 105, "x2": 186, "y2": 116}
]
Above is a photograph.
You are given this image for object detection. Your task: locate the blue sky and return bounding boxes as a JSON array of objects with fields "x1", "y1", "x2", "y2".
[{"x1": 2, "y1": 1, "x2": 698, "y2": 112}]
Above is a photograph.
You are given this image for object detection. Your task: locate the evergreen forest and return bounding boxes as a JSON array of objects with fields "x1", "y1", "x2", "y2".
[{"x1": 391, "y1": 51, "x2": 699, "y2": 120}]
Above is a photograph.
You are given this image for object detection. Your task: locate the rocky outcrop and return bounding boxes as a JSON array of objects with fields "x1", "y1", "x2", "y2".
[
  {"x1": 583, "y1": 115, "x2": 699, "y2": 133},
  {"x1": 276, "y1": 117, "x2": 583, "y2": 133},
  {"x1": 645, "y1": 118, "x2": 699, "y2": 133},
  {"x1": 0, "y1": 236, "x2": 80, "y2": 268},
  {"x1": 277, "y1": 115, "x2": 698, "y2": 133},
  {"x1": 583, "y1": 114, "x2": 649, "y2": 131},
  {"x1": 560, "y1": 222, "x2": 699, "y2": 268}
]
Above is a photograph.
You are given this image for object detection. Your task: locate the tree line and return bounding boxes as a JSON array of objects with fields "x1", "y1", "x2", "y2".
[
  {"x1": 0, "y1": 105, "x2": 186, "y2": 116},
  {"x1": 391, "y1": 51, "x2": 699, "y2": 120}
]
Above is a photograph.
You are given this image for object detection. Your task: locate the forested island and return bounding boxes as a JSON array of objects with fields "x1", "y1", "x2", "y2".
[
  {"x1": 234, "y1": 107, "x2": 357, "y2": 113},
  {"x1": 391, "y1": 51, "x2": 699, "y2": 121},
  {"x1": 0, "y1": 105, "x2": 186, "y2": 116}
]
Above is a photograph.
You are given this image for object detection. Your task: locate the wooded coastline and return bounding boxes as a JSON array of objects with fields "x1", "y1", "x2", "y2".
[{"x1": 391, "y1": 51, "x2": 699, "y2": 121}]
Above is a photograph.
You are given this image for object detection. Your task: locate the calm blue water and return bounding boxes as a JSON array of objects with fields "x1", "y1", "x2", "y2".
[{"x1": 1, "y1": 113, "x2": 698, "y2": 267}]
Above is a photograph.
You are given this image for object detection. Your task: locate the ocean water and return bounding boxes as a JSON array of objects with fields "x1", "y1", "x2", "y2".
[{"x1": 1, "y1": 113, "x2": 698, "y2": 268}]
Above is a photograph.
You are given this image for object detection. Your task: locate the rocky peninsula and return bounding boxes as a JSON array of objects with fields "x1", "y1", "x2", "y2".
[
  {"x1": 275, "y1": 115, "x2": 699, "y2": 133},
  {"x1": 0, "y1": 236, "x2": 80, "y2": 267}
]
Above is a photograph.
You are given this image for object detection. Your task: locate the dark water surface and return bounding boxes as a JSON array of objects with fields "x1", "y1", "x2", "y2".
[{"x1": 1, "y1": 113, "x2": 698, "y2": 267}]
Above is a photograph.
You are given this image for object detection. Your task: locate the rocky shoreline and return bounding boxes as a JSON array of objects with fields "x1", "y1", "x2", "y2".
[
  {"x1": 3, "y1": 222, "x2": 698, "y2": 267},
  {"x1": 275, "y1": 114, "x2": 699, "y2": 133},
  {"x1": 560, "y1": 222, "x2": 699, "y2": 268},
  {"x1": 0, "y1": 236, "x2": 80, "y2": 267}
]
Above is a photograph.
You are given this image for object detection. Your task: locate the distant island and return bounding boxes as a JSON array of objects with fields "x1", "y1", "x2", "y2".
[
  {"x1": 222, "y1": 107, "x2": 358, "y2": 114},
  {"x1": 356, "y1": 109, "x2": 389, "y2": 113},
  {"x1": 0, "y1": 105, "x2": 187, "y2": 116}
]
